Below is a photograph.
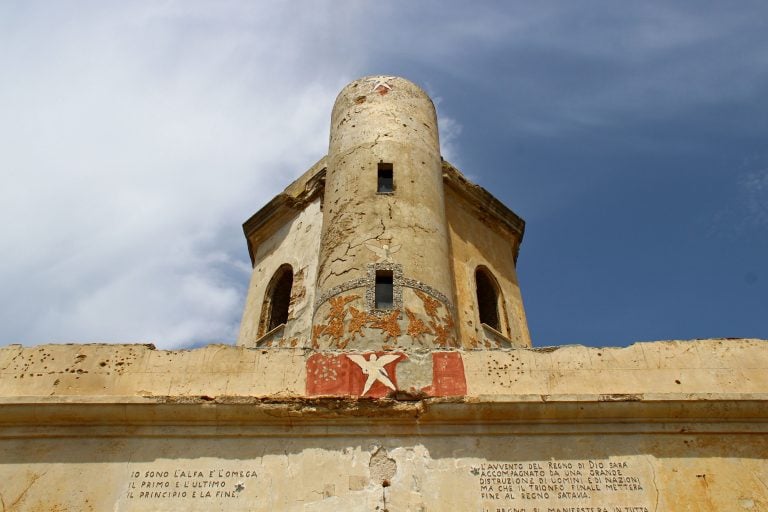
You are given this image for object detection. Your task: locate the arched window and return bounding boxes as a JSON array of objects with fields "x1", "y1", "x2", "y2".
[
  {"x1": 475, "y1": 266, "x2": 501, "y2": 331},
  {"x1": 260, "y1": 264, "x2": 294, "y2": 335}
]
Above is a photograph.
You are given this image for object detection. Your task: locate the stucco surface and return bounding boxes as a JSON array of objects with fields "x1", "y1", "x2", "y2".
[
  {"x1": 0, "y1": 430, "x2": 766, "y2": 511},
  {"x1": 0, "y1": 339, "x2": 767, "y2": 511},
  {"x1": 237, "y1": 76, "x2": 530, "y2": 351},
  {"x1": 1, "y1": 339, "x2": 766, "y2": 399},
  {"x1": 4, "y1": 75, "x2": 766, "y2": 511},
  {"x1": 238, "y1": 198, "x2": 322, "y2": 346},
  {"x1": 445, "y1": 184, "x2": 530, "y2": 348}
]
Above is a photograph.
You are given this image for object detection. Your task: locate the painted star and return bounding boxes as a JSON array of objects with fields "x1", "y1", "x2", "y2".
[
  {"x1": 366, "y1": 76, "x2": 396, "y2": 93},
  {"x1": 347, "y1": 353, "x2": 401, "y2": 396}
]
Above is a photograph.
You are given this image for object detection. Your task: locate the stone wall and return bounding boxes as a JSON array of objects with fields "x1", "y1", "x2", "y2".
[
  {"x1": 1, "y1": 339, "x2": 766, "y2": 510},
  {"x1": 445, "y1": 183, "x2": 530, "y2": 348},
  {"x1": 238, "y1": 198, "x2": 322, "y2": 347},
  {"x1": 238, "y1": 158, "x2": 326, "y2": 347}
]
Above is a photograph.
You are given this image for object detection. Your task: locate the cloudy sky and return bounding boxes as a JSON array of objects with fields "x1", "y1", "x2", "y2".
[{"x1": 1, "y1": 1, "x2": 766, "y2": 349}]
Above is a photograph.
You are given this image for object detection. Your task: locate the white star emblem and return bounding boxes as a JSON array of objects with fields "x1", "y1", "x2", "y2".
[
  {"x1": 366, "y1": 76, "x2": 396, "y2": 93},
  {"x1": 347, "y1": 353, "x2": 401, "y2": 396}
]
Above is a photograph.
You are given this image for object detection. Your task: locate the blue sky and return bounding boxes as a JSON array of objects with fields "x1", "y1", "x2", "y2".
[{"x1": 1, "y1": 1, "x2": 766, "y2": 348}]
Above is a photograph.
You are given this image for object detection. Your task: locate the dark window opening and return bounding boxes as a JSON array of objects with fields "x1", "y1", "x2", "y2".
[
  {"x1": 375, "y1": 270, "x2": 394, "y2": 309},
  {"x1": 475, "y1": 267, "x2": 501, "y2": 331},
  {"x1": 377, "y1": 162, "x2": 393, "y2": 193},
  {"x1": 263, "y1": 265, "x2": 293, "y2": 334}
]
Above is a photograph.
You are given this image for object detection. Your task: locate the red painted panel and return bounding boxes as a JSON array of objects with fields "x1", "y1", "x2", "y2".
[
  {"x1": 427, "y1": 352, "x2": 467, "y2": 396},
  {"x1": 306, "y1": 352, "x2": 403, "y2": 398},
  {"x1": 307, "y1": 351, "x2": 466, "y2": 398}
]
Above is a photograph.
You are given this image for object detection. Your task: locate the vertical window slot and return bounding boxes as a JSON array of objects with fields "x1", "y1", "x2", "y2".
[
  {"x1": 377, "y1": 162, "x2": 394, "y2": 193},
  {"x1": 375, "y1": 270, "x2": 394, "y2": 309}
]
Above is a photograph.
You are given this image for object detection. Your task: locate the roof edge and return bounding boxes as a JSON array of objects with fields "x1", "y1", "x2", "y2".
[
  {"x1": 242, "y1": 157, "x2": 327, "y2": 264},
  {"x1": 441, "y1": 160, "x2": 526, "y2": 260}
]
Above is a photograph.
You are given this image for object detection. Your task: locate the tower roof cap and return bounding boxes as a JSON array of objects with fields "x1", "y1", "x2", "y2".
[{"x1": 334, "y1": 75, "x2": 434, "y2": 107}]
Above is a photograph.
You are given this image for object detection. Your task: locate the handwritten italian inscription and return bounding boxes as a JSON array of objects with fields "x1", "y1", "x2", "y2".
[
  {"x1": 470, "y1": 457, "x2": 655, "y2": 512},
  {"x1": 125, "y1": 467, "x2": 257, "y2": 501}
]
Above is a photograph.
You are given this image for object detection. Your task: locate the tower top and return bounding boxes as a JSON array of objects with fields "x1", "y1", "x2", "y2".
[
  {"x1": 330, "y1": 75, "x2": 439, "y2": 158},
  {"x1": 237, "y1": 77, "x2": 530, "y2": 351},
  {"x1": 334, "y1": 75, "x2": 432, "y2": 102}
]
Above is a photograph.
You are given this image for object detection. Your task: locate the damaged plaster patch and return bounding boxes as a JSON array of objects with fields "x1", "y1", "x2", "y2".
[
  {"x1": 369, "y1": 447, "x2": 397, "y2": 487},
  {"x1": 396, "y1": 351, "x2": 433, "y2": 391}
]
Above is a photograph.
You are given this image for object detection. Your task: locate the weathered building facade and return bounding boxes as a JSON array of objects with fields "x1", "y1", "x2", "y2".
[
  {"x1": 0, "y1": 76, "x2": 766, "y2": 511},
  {"x1": 238, "y1": 76, "x2": 530, "y2": 353}
]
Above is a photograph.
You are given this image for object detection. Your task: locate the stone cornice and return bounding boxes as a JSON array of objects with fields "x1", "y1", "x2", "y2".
[
  {"x1": 0, "y1": 394, "x2": 766, "y2": 436},
  {"x1": 242, "y1": 157, "x2": 327, "y2": 264},
  {"x1": 441, "y1": 160, "x2": 526, "y2": 262},
  {"x1": 239, "y1": 157, "x2": 528, "y2": 265}
]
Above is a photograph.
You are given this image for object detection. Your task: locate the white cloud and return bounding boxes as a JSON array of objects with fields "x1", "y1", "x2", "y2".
[
  {"x1": 0, "y1": 2, "x2": 368, "y2": 348},
  {"x1": 5, "y1": 1, "x2": 764, "y2": 348},
  {"x1": 428, "y1": 91, "x2": 463, "y2": 167},
  {"x1": 437, "y1": 115, "x2": 463, "y2": 167},
  {"x1": 398, "y1": 3, "x2": 768, "y2": 137}
]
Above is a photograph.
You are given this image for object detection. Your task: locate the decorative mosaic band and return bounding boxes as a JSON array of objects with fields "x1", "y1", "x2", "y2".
[
  {"x1": 314, "y1": 277, "x2": 369, "y2": 309},
  {"x1": 400, "y1": 277, "x2": 452, "y2": 309},
  {"x1": 314, "y1": 263, "x2": 454, "y2": 313}
]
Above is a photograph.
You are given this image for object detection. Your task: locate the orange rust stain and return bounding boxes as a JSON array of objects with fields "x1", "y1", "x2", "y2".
[
  {"x1": 328, "y1": 294, "x2": 359, "y2": 317},
  {"x1": 311, "y1": 324, "x2": 325, "y2": 349},
  {"x1": 369, "y1": 310, "x2": 402, "y2": 341},
  {"x1": 415, "y1": 290, "x2": 442, "y2": 319},
  {"x1": 430, "y1": 313, "x2": 456, "y2": 347},
  {"x1": 316, "y1": 294, "x2": 360, "y2": 346},
  {"x1": 325, "y1": 316, "x2": 346, "y2": 345},
  {"x1": 348, "y1": 306, "x2": 373, "y2": 338},
  {"x1": 405, "y1": 308, "x2": 432, "y2": 341}
]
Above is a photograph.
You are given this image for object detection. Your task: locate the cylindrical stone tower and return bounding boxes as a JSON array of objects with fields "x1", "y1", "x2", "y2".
[{"x1": 312, "y1": 76, "x2": 458, "y2": 350}]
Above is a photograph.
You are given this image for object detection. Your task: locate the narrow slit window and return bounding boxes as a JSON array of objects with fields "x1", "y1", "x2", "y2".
[
  {"x1": 377, "y1": 162, "x2": 393, "y2": 193},
  {"x1": 375, "y1": 270, "x2": 394, "y2": 309}
]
